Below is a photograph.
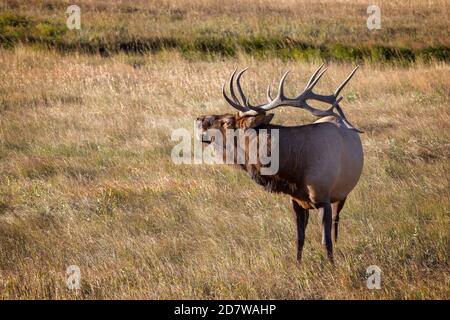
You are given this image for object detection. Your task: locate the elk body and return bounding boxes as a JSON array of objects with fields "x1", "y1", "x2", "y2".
[{"x1": 196, "y1": 65, "x2": 364, "y2": 262}]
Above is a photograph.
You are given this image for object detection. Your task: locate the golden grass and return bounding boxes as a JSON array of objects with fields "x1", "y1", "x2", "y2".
[{"x1": 0, "y1": 46, "x2": 449, "y2": 299}]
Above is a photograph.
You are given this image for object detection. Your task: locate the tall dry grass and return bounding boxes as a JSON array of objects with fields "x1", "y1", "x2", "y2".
[{"x1": 0, "y1": 46, "x2": 448, "y2": 299}]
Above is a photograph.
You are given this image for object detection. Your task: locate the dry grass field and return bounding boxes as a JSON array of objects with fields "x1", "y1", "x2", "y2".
[
  {"x1": 0, "y1": 0, "x2": 449, "y2": 300},
  {"x1": 0, "y1": 47, "x2": 448, "y2": 299}
]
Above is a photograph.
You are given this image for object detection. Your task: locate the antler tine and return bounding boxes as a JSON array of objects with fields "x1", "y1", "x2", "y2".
[
  {"x1": 222, "y1": 68, "x2": 260, "y2": 114},
  {"x1": 235, "y1": 68, "x2": 265, "y2": 111},
  {"x1": 304, "y1": 63, "x2": 324, "y2": 90},
  {"x1": 266, "y1": 85, "x2": 273, "y2": 102},
  {"x1": 334, "y1": 66, "x2": 359, "y2": 97},
  {"x1": 222, "y1": 84, "x2": 248, "y2": 112},
  {"x1": 228, "y1": 68, "x2": 240, "y2": 104},
  {"x1": 235, "y1": 68, "x2": 249, "y2": 107},
  {"x1": 306, "y1": 67, "x2": 328, "y2": 91},
  {"x1": 277, "y1": 71, "x2": 290, "y2": 100}
]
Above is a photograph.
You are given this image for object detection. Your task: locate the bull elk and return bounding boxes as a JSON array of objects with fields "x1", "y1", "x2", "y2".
[{"x1": 196, "y1": 64, "x2": 364, "y2": 262}]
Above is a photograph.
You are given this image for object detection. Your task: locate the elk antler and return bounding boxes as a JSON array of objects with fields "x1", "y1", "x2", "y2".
[{"x1": 222, "y1": 65, "x2": 362, "y2": 132}]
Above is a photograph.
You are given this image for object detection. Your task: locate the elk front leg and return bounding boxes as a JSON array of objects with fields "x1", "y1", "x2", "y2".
[
  {"x1": 318, "y1": 202, "x2": 333, "y2": 262},
  {"x1": 291, "y1": 199, "x2": 309, "y2": 262}
]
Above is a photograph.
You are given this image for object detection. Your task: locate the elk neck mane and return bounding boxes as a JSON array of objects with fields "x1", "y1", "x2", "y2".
[{"x1": 239, "y1": 124, "x2": 306, "y2": 196}]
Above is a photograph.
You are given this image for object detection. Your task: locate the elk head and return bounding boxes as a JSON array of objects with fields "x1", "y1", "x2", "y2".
[{"x1": 195, "y1": 112, "x2": 274, "y2": 146}]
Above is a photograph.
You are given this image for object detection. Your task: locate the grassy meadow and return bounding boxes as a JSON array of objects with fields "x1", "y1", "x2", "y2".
[{"x1": 0, "y1": 0, "x2": 449, "y2": 299}]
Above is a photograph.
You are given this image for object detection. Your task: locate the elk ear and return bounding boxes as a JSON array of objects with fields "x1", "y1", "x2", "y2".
[{"x1": 243, "y1": 113, "x2": 274, "y2": 129}]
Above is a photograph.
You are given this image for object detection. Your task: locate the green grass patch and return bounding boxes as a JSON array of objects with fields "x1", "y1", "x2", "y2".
[{"x1": 0, "y1": 12, "x2": 448, "y2": 63}]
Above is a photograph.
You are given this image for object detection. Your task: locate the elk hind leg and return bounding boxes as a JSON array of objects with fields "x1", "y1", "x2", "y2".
[
  {"x1": 318, "y1": 202, "x2": 333, "y2": 262},
  {"x1": 331, "y1": 198, "x2": 346, "y2": 244}
]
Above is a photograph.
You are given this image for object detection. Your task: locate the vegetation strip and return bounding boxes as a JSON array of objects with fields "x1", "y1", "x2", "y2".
[{"x1": 1, "y1": 12, "x2": 448, "y2": 63}]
